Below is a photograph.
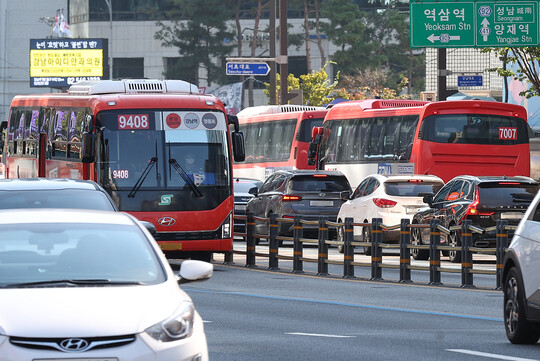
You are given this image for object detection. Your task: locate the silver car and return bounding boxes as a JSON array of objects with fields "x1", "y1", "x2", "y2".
[{"x1": 503, "y1": 190, "x2": 540, "y2": 344}]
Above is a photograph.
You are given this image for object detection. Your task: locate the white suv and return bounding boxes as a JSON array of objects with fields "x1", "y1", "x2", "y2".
[
  {"x1": 337, "y1": 174, "x2": 444, "y2": 254},
  {"x1": 503, "y1": 190, "x2": 540, "y2": 344}
]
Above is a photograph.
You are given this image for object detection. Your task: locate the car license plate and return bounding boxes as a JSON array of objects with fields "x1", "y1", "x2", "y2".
[
  {"x1": 405, "y1": 206, "x2": 421, "y2": 214},
  {"x1": 35, "y1": 359, "x2": 118, "y2": 361},
  {"x1": 501, "y1": 212, "x2": 523, "y2": 220},
  {"x1": 310, "y1": 200, "x2": 333, "y2": 207},
  {"x1": 235, "y1": 204, "x2": 246, "y2": 211}
]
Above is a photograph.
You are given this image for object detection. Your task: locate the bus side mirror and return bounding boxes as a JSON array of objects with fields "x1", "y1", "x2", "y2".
[
  {"x1": 232, "y1": 131, "x2": 245, "y2": 162},
  {"x1": 81, "y1": 132, "x2": 95, "y2": 163},
  {"x1": 228, "y1": 115, "x2": 240, "y2": 132},
  {"x1": 0, "y1": 120, "x2": 7, "y2": 132},
  {"x1": 308, "y1": 142, "x2": 317, "y2": 159}
]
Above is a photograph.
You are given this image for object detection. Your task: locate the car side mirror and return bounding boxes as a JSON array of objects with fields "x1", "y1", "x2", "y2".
[
  {"x1": 140, "y1": 221, "x2": 156, "y2": 235},
  {"x1": 340, "y1": 190, "x2": 351, "y2": 200},
  {"x1": 248, "y1": 186, "x2": 258, "y2": 196},
  {"x1": 422, "y1": 194, "x2": 434, "y2": 207},
  {"x1": 177, "y1": 260, "x2": 213, "y2": 284}
]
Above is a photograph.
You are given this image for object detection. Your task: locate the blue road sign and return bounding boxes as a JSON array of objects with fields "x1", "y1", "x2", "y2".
[
  {"x1": 226, "y1": 62, "x2": 270, "y2": 76},
  {"x1": 458, "y1": 75, "x2": 483, "y2": 87}
]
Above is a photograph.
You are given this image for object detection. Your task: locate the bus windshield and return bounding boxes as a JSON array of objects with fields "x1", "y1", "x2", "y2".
[
  {"x1": 419, "y1": 114, "x2": 529, "y2": 144},
  {"x1": 97, "y1": 110, "x2": 231, "y2": 212}
]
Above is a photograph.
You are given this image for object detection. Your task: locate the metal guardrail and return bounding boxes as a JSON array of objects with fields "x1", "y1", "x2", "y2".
[{"x1": 229, "y1": 212, "x2": 512, "y2": 290}]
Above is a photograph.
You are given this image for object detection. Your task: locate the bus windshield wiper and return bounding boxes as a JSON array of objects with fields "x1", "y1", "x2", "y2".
[
  {"x1": 3, "y1": 279, "x2": 143, "y2": 288},
  {"x1": 169, "y1": 158, "x2": 203, "y2": 197},
  {"x1": 128, "y1": 157, "x2": 158, "y2": 198}
]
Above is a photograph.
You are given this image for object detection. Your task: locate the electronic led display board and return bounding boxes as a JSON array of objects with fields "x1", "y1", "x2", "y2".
[{"x1": 30, "y1": 38, "x2": 108, "y2": 88}]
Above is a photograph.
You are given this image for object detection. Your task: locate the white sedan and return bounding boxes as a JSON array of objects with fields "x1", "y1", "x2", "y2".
[
  {"x1": 0, "y1": 209, "x2": 212, "y2": 360},
  {"x1": 337, "y1": 174, "x2": 444, "y2": 254}
]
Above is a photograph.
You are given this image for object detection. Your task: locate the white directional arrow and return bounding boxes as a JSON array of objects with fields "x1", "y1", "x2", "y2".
[
  {"x1": 480, "y1": 18, "x2": 491, "y2": 41},
  {"x1": 427, "y1": 34, "x2": 461, "y2": 43}
]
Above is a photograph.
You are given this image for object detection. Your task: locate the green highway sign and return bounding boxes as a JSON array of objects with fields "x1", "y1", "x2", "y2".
[
  {"x1": 410, "y1": 2, "x2": 475, "y2": 47},
  {"x1": 476, "y1": 2, "x2": 538, "y2": 47},
  {"x1": 410, "y1": 1, "x2": 540, "y2": 48}
]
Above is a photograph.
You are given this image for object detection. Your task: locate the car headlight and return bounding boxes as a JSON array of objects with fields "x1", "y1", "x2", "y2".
[{"x1": 145, "y1": 301, "x2": 195, "y2": 342}]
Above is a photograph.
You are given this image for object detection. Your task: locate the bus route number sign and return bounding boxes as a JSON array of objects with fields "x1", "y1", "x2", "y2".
[
  {"x1": 499, "y1": 127, "x2": 517, "y2": 140},
  {"x1": 118, "y1": 114, "x2": 149, "y2": 130}
]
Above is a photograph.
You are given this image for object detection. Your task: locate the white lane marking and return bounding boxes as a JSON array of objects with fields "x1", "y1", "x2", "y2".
[
  {"x1": 285, "y1": 332, "x2": 355, "y2": 338},
  {"x1": 202, "y1": 320, "x2": 212, "y2": 323},
  {"x1": 447, "y1": 349, "x2": 538, "y2": 361}
]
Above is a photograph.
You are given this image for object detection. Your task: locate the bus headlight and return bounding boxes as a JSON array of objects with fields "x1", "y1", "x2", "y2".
[{"x1": 221, "y1": 214, "x2": 232, "y2": 238}]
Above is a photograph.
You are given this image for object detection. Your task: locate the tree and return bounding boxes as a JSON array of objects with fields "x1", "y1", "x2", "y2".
[
  {"x1": 339, "y1": 68, "x2": 409, "y2": 99},
  {"x1": 320, "y1": 0, "x2": 382, "y2": 76},
  {"x1": 154, "y1": 0, "x2": 236, "y2": 86},
  {"x1": 263, "y1": 63, "x2": 348, "y2": 106},
  {"x1": 484, "y1": 47, "x2": 540, "y2": 98}
]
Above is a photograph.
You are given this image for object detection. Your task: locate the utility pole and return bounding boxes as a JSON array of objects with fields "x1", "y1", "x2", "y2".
[
  {"x1": 105, "y1": 0, "x2": 113, "y2": 79},
  {"x1": 269, "y1": 0, "x2": 276, "y2": 105},
  {"x1": 279, "y1": 0, "x2": 292, "y2": 105}
]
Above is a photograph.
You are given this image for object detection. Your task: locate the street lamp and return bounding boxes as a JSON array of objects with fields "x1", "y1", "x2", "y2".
[{"x1": 104, "y1": 0, "x2": 112, "y2": 79}]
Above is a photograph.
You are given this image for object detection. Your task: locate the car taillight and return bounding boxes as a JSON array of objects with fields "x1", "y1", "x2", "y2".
[
  {"x1": 372, "y1": 198, "x2": 397, "y2": 208},
  {"x1": 464, "y1": 189, "x2": 480, "y2": 216},
  {"x1": 282, "y1": 195, "x2": 302, "y2": 201}
]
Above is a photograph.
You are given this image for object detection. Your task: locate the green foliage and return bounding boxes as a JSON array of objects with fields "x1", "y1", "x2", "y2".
[
  {"x1": 320, "y1": 2, "x2": 425, "y2": 95},
  {"x1": 483, "y1": 47, "x2": 540, "y2": 98},
  {"x1": 154, "y1": 0, "x2": 236, "y2": 85},
  {"x1": 263, "y1": 63, "x2": 346, "y2": 106}
]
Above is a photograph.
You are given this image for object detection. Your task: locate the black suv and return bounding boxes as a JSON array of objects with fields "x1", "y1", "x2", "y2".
[
  {"x1": 411, "y1": 175, "x2": 538, "y2": 262},
  {"x1": 246, "y1": 170, "x2": 352, "y2": 239}
]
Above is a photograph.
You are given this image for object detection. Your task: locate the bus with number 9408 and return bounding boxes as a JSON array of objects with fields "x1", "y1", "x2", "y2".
[{"x1": 1, "y1": 79, "x2": 245, "y2": 261}]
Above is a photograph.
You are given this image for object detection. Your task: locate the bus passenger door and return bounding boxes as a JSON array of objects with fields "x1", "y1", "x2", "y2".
[{"x1": 38, "y1": 133, "x2": 47, "y2": 177}]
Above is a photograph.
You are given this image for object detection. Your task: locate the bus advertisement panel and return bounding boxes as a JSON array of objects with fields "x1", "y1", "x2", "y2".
[
  {"x1": 310, "y1": 99, "x2": 530, "y2": 187},
  {"x1": 233, "y1": 105, "x2": 327, "y2": 181},
  {"x1": 3, "y1": 79, "x2": 245, "y2": 261}
]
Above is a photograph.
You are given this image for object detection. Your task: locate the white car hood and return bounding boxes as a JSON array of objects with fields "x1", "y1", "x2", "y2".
[{"x1": 0, "y1": 282, "x2": 189, "y2": 337}]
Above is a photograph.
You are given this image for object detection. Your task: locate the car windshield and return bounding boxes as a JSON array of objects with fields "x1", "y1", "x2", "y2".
[
  {"x1": 384, "y1": 181, "x2": 444, "y2": 197},
  {"x1": 0, "y1": 190, "x2": 115, "y2": 210},
  {"x1": 289, "y1": 175, "x2": 350, "y2": 192},
  {"x1": 234, "y1": 180, "x2": 262, "y2": 193},
  {"x1": 478, "y1": 183, "x2": 538, "y2": 207},
  {"x1": 0, "y1": 223, "x2": 166, "y2": 287}
]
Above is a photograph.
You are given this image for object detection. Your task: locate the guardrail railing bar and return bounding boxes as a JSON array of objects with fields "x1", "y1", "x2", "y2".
[
  {"x1": 318, "y1": 217, "x2": 329, "y2": 276},
  {"x1": 399, "y1": 219, "x2": 412, "y2": 283},
  {"x1": 429, "y1": 219, "x2": 442, "y2": 286},
  {"x1": 292, "y1": 216, "x2": 304, "y2": 274},
  {"x1": 461, "y1": 219, "x2": 474, "y2": 288}
]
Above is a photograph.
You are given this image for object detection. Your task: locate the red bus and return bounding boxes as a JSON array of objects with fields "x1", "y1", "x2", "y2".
[
  {"x1": 309, "y1": 99, "x2": 531, "y2": 186},
  {"x1": 2, "y1": 79, "x2": 245, "y2": 261},
  {"x1": 233, "y1": 105, "x2": 327, "y2": 181}
]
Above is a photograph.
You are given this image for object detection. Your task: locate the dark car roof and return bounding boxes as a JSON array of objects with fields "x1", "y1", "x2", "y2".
[
  {"x1": 0, "y1": 178, "x2": 105, "y2": 191},
  {"x1": 451, "y1": 175, "x2": 538, "y2": 185},
  {"x1": 271, "y1": 169, "x2": 347, "y2": 178}
]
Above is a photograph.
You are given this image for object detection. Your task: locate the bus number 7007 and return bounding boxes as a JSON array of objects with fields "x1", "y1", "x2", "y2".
[{"x1": 499, "y1": 127, "x2": 517, "y2": 140}]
